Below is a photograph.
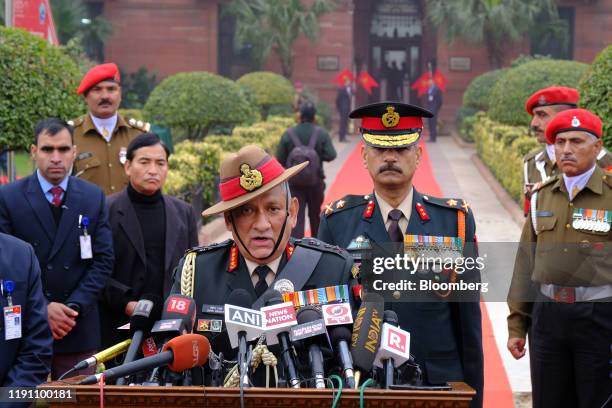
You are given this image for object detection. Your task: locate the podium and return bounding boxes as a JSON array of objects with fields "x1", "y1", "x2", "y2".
[{"x1": 39, "y1": 380, "x2": 475, "y2": 407}]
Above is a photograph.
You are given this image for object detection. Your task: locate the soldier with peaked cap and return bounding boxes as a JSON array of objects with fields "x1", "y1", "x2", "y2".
[
  {"x1": 508, "y1": 108, "x2": 612, "y2": 408},
  {"x1": 317, "y1": 102, "x2": 483, "y2": 408},
  {"x1": 522, "y1": 86, "x2": 612, "y2": 215},
  {"x1": 70, "y1": 63, "x2": 150, "y2": 195},
  {"x1": 171, "y1": 145, "x2": 354, "y2": 385}
]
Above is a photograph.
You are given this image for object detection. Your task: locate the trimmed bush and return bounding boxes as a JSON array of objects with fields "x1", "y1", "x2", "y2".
[
  {"x1": 0, "y1": 27, "x2": 85, "y2": 149},
  {"x1": 456, "y1": 106, "x2": 479, "y2": 142},
  {"x1": 144, "y1": 72, "x2": 255, "y2": 139},
  {"x1": 472, "y1": 113, "x2": 539, "y2": 202},
  {"x1": 489, "y1": 59, "x2": 589, "y2": 126},
  {"x1": 578, "y1": 45, "x2": 612, "y2": 150},
  {"x1": 237, "y1": 71, "x2": 294, "y2": 120},
  {"x1": 463, "y1": 69, "x2": 508, "y2": 111}
]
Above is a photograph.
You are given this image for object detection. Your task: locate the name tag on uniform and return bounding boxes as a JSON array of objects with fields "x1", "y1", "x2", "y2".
[
  {"x1": 80, "y1": 235, "x2": 93, "y2": 259},
  {"x1": 4, "y1": 305, "x2": 22, "y2": 340}
]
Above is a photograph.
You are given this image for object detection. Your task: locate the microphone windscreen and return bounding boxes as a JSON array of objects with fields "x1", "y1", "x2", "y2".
[
  {"x1": 164, "y1": 334, "x2": 210, "y2": 372},
  {"x1": 260, "y1": 289, "x2": 283, "y2": 307},
  {"x1": 130, "y1": 293, "x2": 164, "y2": 334},
  {"x1": 383, "y1": 310, "x2": 399, "y2": 327},
  {"x1": 350, "y1": 292, "x2": 384, "y2": 371},
  {"x1": 329, "y1": 325, "x2": 352, "y2": 345},
  {"x1": 227, "y1": 288, "x2": 254, "y2": 309},
  {"x1": 296, "y1": 306, "x2": 322, "y2": 324},
  {"x1": 161, "y1": 294, "x2": 197, "y2": 332}
]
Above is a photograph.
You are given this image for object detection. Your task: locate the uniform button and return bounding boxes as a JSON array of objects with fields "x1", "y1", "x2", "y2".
[
  {"x1": 107, "y1": 143, "x2": 111, "y2": 146},
  {"x1": 85, "y1": 164, "x2": 89, "y2": 168},
  {"x1": 565, "y1": 224, "x2": 570, "y2": 229},
  {"x1": 33, "y1": 241, "x2": 39, "y2": 247},
  {"x1": 45, "y1": 291, "x2": 51, "y2": 299},
  {"x1": 569, "y1": 202, "x2": 573, "y2": 207},
  {"x1": 393, "y1": 290, "x2": 401, "y2": 300},
  {"x1": 47, "y1": 265, "x2": 53, "y2": 270},
  {"x1": 108, "y1": 163, "x2": 112, "y2": 168},
  {"x1": 64, "y1": 265, "x2": 69, "y2": 270},
  {"x1": 563, "y1": 248, "x2": 568, "y2": 253}
]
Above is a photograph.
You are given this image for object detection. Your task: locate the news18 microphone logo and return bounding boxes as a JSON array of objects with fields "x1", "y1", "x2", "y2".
[{"x1": 166, "y1": 297, "x2": 191, "y2": 315}]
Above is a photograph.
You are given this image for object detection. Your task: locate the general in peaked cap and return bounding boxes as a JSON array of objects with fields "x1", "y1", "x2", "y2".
[{"x1": 349, "y1": 102, "x2": 433, "y2": 149}]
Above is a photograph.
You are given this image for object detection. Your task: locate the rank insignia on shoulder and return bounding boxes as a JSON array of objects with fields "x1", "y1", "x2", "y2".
[
  {"x1": 336, "y1": 199, "x2": 346, "y2": 209},
  {"x1": 363, "y1": 200, "x2": 375, "y2": 219},
  {"x1": 461, "y1": 200, "x2": 470, "y2": 212},
  {"x1": 446, "y1": 199, "x2": 458, "y2": 207},
  {"x1": 228, "y1": 244, "x2": 239, "y2": 272},
  {"x1": 324, "y1": 202, "x2": 334, "y2": 216},
  {"x1": 415, "y1": 202, "x2": 430, "y2": 221}
]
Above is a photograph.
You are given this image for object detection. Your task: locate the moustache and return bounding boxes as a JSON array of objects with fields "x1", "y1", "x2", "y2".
[
  {"x1": 98, "y1": 100, "x2": 112, "y2": 106},
  {"x1": 560, "y1": 155, "x2": 577, "y2": 163},
  {"x1": 378, "y1": 164, "x2": 403, "y2": 174}
]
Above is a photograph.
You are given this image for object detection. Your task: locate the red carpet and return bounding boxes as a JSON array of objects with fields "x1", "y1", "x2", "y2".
[{"x1": 323, "y1": 141, "x2": 514, "y2": 408}]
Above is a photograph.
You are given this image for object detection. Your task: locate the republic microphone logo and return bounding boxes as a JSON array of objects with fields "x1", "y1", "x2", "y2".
[{"x1": 351, "y1": 307, "x2": 382, "y2": 353}]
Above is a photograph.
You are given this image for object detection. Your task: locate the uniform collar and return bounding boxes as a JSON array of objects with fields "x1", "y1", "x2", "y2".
[
  {"x1": 375, "y1": 187, "x2": 413, "y2": 226},
  {"x1": 553, "y1": 165, "x2": 602, "y2": 196},
  {"x1": 83, "y1": 112, "x2": 127, "y2": 136},
  {"x1": 244, "y1": 256, "x2": 282, "y2": 277},
  {"x1": 545, "y1": 144, "x2": 556, "y2": 163}
]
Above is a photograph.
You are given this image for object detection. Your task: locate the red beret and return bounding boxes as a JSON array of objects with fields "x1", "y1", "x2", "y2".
[
  {"x1": 525, "y1": 86, "x2": 579, "y2": 115},
  {"x1": 545, "y1": 108, "x2": 603, "y2": 144},
  {"x1": 77, "y1": 63, "x2": 120, "y2": 95}
]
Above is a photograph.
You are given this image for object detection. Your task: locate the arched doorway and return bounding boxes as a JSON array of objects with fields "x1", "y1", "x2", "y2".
[{"x1": 355, "y1": 0, "x2": 423, "y2": 104}]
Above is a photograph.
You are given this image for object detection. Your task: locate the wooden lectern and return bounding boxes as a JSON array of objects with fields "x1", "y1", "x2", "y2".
[{"x1": 39, "y1": 380, "x2": 475, "y2": 407}]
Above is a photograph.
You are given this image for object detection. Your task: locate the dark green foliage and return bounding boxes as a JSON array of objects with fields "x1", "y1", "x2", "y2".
[
  {"x1": 578, "y1": 46, "x2": 612, "y2": 150},
  {"x1": 120, "y1": 66, "x2": 158, "y2": 109},
  {"x1": 143, "y1": 72, "x2": 255, "y2": 140},
  {"x1": 488, "y1": 59, "x2": 588, "y2": 126},
  {"x1": 0, "y1": 27, "x2": 85, "y2": 149},
  {"x1": 237, "y1": 71, "x2": 293, "y2": 120},
  {"x1": 463, "y1": 69, "x2": 507, "y2": 111}
]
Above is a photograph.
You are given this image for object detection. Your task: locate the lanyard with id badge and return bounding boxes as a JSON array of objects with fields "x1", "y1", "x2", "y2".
[
  {"x1": 79, "y1": 215, "x2": 93, "y2": 259},
  {"x1": 2, "y1": 279, "x2": 21, "y2": 340}
]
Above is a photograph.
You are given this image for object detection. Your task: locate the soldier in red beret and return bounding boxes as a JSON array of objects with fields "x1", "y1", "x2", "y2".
[
  {"x1": 522, "y1": 86, "x2": 612, "y2": 215},
  {"x1": 508, "y1": 108, "x2": 612, "y2": 408},
  {"x1": 70, "y1": 63, "x2": 149, "y2": 195}
]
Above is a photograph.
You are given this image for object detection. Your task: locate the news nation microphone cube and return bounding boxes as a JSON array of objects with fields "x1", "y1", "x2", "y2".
[
  {"x1": 373, "y1": 323, "x2": 411, "y2": 368},
  {"x1": 261, "y1": 301, "x2": 298, "y2": 346},
  {"x1": 322, "y1": 303, "x2": 353, "y2": 327},
  {"x1": 224, "y1": 304, "x2": 264, "y2": 349}
]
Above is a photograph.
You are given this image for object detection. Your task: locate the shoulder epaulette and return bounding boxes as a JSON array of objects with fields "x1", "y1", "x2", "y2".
[
  {"x1": 603, "y1": 170, "x2": 612, "y2": 188},
  {"x1": 295, "y1": 237, "x2": 349, "y2": 258},
  {"x1": 522, "y1": 149, "x2": 540, "y2": 163},
  {"x1": 67, "y1": 116, "x2": 84, "y2": 128},
  {"x1": 127, "y1": 117, "x2": 151, "y2": 132},
  {"x1": 532, "y1": 175, "x2": 559, "y2": 192},
  {"x1": 184, "y1": 239, "x2": 232, "y2": 256},
  {"x1": 323, "y1": 194, "x2": 371, "y2": 217},
  {"x1": 422, "y1": 195, "x2": 470, "y2": 213}
]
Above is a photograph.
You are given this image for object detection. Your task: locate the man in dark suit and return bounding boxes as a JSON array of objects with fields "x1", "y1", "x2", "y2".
[
  {"x1": 425, "y1": 79, "x2": 443, "y2": 142},
  {"x1": 100, "y1": 133, "x2": 198, "y2": 349},
  {"x1": 0, "y1": 118, "x2": 113, "y2": 379},
  {"x1": 317, "y1": 102, "x2": 483, "y2": 408},
  {"x1": 171, "y1": 145, "x2": 354, "y2": 385},
  {"x1": 0, "y1": 232, "x2": 53, "y2": 388},
  {"x1": 335, "y1": 77, "x2": 352, "y2": 142}
]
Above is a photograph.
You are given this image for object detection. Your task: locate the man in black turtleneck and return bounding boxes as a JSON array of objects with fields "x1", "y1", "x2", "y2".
[{"x1": 99, "y1": 133, "x2": 198, "y2": 350}]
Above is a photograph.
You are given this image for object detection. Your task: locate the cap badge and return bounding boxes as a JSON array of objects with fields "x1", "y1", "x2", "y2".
[
  {"x1": 571, "y1": 116, "x2": 581, "y2": 127},
  {"x1": 239, "y1": 163, "x2": 263, "y2": 192},
  {"x1": 538, "y1": 95, "x2": 547, "y2": 105},
  {"x1": 381, "y1": 106, "x2": 400, "y2": 128}
]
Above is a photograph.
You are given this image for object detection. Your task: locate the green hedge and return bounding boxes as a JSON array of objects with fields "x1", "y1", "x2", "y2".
[
  {"x1": 472, "y1": 113, "x2": 540, "y2": 202},
  {"x1": 143, "y1": 72, "x2": 256, "y2": 139},
  {"x1": 0, "y1": 27, "x2": 85, "y2": 149},
  {"x1": 578, "y1": 45, "x2": 612, "y2": 150},
  {"x1": 488, "y1": 59, "x2": 589, "y2": 126},
  {"x1": 463, "y1": 69, "x2": 508, "y2": 111},
  {"x1": 237, "y1": 71, "x2": 294, "y2": 120}
]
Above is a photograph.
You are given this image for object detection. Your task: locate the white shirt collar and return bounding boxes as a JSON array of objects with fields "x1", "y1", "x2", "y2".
[
  {"x1": 244, "y1": 256, "x2": 282, "y2": 286},
  {"x1": 375, "y1": 187, "x2": 414, "y2": 232},
  {"x1": 563, "y1": 165, "x2": 596, "y2": 200},
  {"x1": 545, "y1": 144, "x2": 556, "y2": 163},
  {"x1": 90, "y1": 113, "x2": 118, "y2": 142}
]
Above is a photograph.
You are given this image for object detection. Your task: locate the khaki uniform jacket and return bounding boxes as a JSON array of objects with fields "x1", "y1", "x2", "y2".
[
  {"x1": 508, "y1": 166, "x2": 612, "y2": 338},
  {"x1": 70, "y1": 114, "x2": 149, "y2": 195}
]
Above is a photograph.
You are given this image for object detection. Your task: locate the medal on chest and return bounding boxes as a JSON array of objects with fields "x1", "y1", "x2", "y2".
[{"x1": 572, "y1": 208, "x2": 611, "y2": 233}]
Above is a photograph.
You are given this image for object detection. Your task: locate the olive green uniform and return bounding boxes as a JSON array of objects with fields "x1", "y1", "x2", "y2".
[
  {"x1": 70, "y1": 114, "x2": 149, "y2": 195},
  {"x1": 508, "y1": 166, "x2": 612, "y2": 408}
]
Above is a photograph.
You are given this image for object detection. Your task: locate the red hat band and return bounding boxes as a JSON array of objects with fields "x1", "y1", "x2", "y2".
[
  {"x1": 361, "y1": 116, "x2": 423, "y2": 131},
  {"x1": 218, "y1": 157, "x2": 285, "y2": 201}
]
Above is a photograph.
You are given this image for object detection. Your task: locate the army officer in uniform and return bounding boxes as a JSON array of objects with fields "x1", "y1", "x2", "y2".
[
  {"x1": 171, "y1": 145, "x2": 354, "y2": 384},
  {"x1": 507, "y1": 109, "x2": 612, "y2": 408},
  {"x1": 522, "y1": 86, "x2": 612, "y2": 215},
  {"x1": 71, "y1": 63, "x2": 149, "y2": 195},
  {"x1": 317, "y1": 102, "x2": 483, "y2": 408}
]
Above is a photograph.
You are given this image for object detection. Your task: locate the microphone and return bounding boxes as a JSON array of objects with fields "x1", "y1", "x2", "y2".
[
  {"x1": 146, "y1": 294, "x2": 197, "y2": 384},
  {"x1": 322, "y1": 302, "x2": 355, "y2": 388},
  {"x1": 64, "y1": 339, "x2": 132, "y2": 377},
  {"x1": 373, "y1": 310, "x2": 411, "y2": 389},
  {"x1": 260, "y1": 291, "x2": 300, "y2": 388},
  {"x1": 225, "y1": 289, "x2": 262, "y2": 388},
  {"x1": 79, "y1": 334, "x2": 210, "y2": 385},
  {"x1": 350, "y1": 292, "x2": 384, "y2": 387},
  {"x1": 116, "y1": 294, "x2": 163, "y2": 385},
  {"x1": 293, "y1": 307, "x2": 331, "y2": 389}
]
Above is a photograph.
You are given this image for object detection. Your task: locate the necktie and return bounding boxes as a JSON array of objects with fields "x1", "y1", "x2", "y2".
[
  {"x1": 254, "y1": 265, "x2": 271, "y2": 298},
  {"x1": 101, "y1": 127, "x2": 109, "y2": 138},
  {"x1": 388, "y1": 208, "x2": 403, "y2": 243},
  {"x1": 50, "y1": 186, "x2": 64, "y2": 207}
]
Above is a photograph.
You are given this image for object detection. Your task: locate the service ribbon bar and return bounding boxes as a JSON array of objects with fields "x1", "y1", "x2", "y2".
[{"x1": 282, "y1": 284, "x2": 349, "y2": 307}]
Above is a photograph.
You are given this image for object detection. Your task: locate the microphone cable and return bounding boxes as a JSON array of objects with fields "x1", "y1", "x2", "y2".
[
  {"x1": 328, "y1": 374, "x2": 343, "y2": 408},
  {"x1": 359, "y1": 378, "x2": 375, "y2": 408}
]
